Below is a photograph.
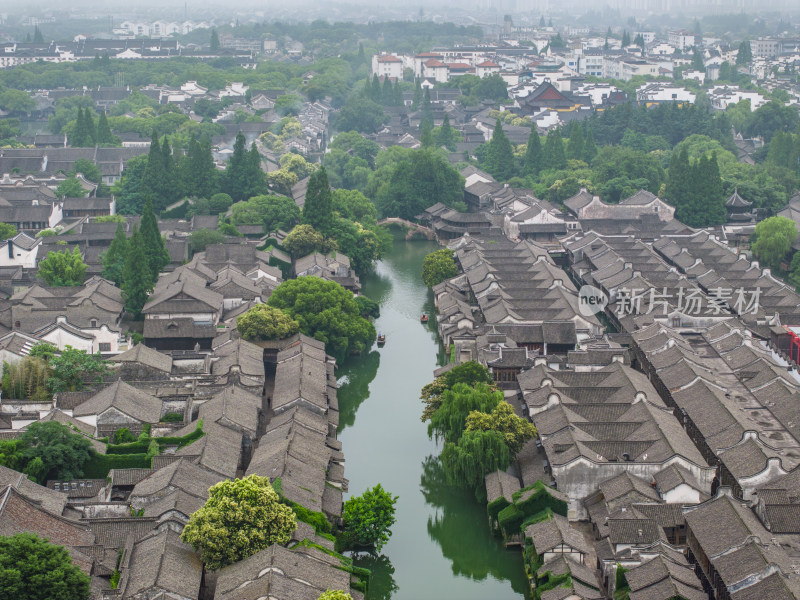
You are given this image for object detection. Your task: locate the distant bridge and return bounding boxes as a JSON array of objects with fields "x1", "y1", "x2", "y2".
[{"x1": 377, "y1": 217, "x2": 436, "y2": 240}]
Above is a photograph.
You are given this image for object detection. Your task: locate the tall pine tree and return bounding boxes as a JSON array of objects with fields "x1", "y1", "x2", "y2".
[
  {"x1": 121, "y1": 227, "x2": 151, "y2": 318},
  {"x1": 484, "y1": 119, "x2": 515, "y2": 181},
  {"x1": 542, "y1": 129, "x2": 567, "y2": 170},
  {"x1": 582, "y1": 125, "x2": 597, "y2": 163},
  {"x1": 71, "y1": 109, "x2": 87, "y2": 147},
  {"x1": 224, "y1": 132, "x2": 248, "y2": 202},
  {"x1": 140, "y1": 197, "x2": 170, "y2": 284},
  {"x1": 245, "y1": 142, "x2": 267, "y2": 199},
  {"x1": 436, "y1": 114, "x2": 457, "y2": 151},
  {"x1": 84, "y1": 108, "x2": 96, "y2": 146},
  {"x1": 96, "y1": 111, "x2": 115, "y2": 145},
  {"x1": 142, "y1": 130, "x2": 169, "y2": 212},
  {"x1": 302, "y1": 166, "x2": 334, "y2": 235},
  {"x1": 666, "y1": 146, "x2": 692, "y2": 219},
  {"x1": 567, "y1": 122, "x2": 584, "y2": 161},
  {"x1": 101, "y1": 222, "x2": 128, "y2": 286},
  {"x1": 523, "y1": 127, "x2": 542, "y2": 176}
]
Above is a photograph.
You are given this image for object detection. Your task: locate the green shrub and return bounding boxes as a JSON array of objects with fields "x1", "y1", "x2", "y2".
[
  {"x1": 487, "y1": 495, "x2": 511, "y2": 520},
  {"x1": 106, "y1": 441, "x2": 150, "y2": 455},
  {"x1": 160, "y1": 412, "x2": 184, "y2": 423},
  {"x1": 112, "y1": 428, "x2": 136, "y2": 444},
  {"x1": 497, "y1": 503, "x2": 525, "y2": 535},
  {"x1": 513, "y1": 481, "x2": 567, "y2": 518},
  {"x1": 82, "y1": 453, "x2": 151, "y2": 478}
]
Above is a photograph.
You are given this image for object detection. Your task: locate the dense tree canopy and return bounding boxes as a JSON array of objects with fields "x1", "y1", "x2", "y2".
[
  {"x1": 231, "y1": 194, "x2": 300, "y2": 233},
  {"x1": 0, "y1": 533, "x2": 91, "y2": 600},
  {"x1": 18, "y1": 421, "x2": 94, "y2": 482},
  {"x1": 302, "y1": 167, "x2": 335, "y2": 235},
  {"x1": 340, "y1": 484, "x2": 398, "y2": 552},
  {"x1": 181, "y1": 475, "x2": 296, "y2": 571},
  {"x1": 751, "y1": 216, "x2": 798, "y2": 270},
  {"x1": 47, "y1": 346, "x2": 110, "y2": 393},
  {"x1": 422, "y1": 249, "x2": 458, "y2": 287},
  {"x1": 283, "y1": 224, "x2": 331, "y2": 258},
  {"x1": 237, "y1": 304, "x2": 300, "y2": 342},
  {"x1": 37, "y1": 248, "x2": 87, "y2": 286},
  {"x1": 376, "y1": 149, "x2": 465, "y2": 219},
  {"x1": 267, "y1": 277, "x2": 376, "y2": 359}
]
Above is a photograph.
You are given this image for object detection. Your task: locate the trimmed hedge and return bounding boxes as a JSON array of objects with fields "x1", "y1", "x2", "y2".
[
  {"x1": 83, "y1": 453, "x2": 151, "y2": 478},
  {"x1": 105, "y1": 421, "x2": 204, "y2": 454},
  {"x1": 160, "y1": 412, "x2": 184, "y2": 423}
]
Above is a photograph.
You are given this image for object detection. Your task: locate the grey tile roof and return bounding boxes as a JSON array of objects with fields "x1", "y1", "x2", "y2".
[
  {"x1": 73, "y1": 380, "x2": 162, "y2": 424},
  {"x1": 526, "y1": 512, "x2": 591, "y2": 556},
  {"x1": 110, "y1": 343, "x2": 172, "y2": 372},
  {"x1": 118, "y1": 529, "x2": 202, "y2": 600},
  {"x1": 214, "y1": 544, "x2": 352, "y2": 600}
]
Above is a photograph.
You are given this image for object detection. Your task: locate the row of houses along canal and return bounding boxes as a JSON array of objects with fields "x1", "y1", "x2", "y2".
[{"x1": 336, "y1": 237, "x2": 527, "y2": 600}]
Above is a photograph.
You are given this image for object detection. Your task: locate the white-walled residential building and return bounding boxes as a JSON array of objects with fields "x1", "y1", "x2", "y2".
[
  {"x1": 708, "y1": 86, "x2": 767, "y2": 111},
  {"x1": 372, "y1": 54, "x2": 404, "y2": 80},
  {"x1": 668, "y1": 30, "x2": 696, "y2": 52},
  {"x1": 634, "y1": 31, "x2": 656, "y2": 45},
  {"x1": 35, "y1": 316, "x2": 128, "y2": 355},
  {"x1": 0, "y1": 234, "x2": 40, "y2": 269},
  {"x1": 475, "y1": 60, "x2": 501, "y2": 78},
  {"x1": 649, "y1": 42, "x2": 677, "y2": 56},
  {"x1": 619, "y1": 58, "x2": 659, "y2": 81},
  {"x1": 421, "y1": 59, "x2": 449, "y2": 83},
  {"x1": 637, "y1": 83, "x2": 696, "y2": 105}
]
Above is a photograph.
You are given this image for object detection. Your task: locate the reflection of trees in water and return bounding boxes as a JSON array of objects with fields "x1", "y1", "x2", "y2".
[
  {"x1": 352, "y1": 552, "x2": 399, "y2": 600},
  {"x1": 337, "y1": 350, "x2": 381, "y2": 431},
  {"x1": 420, "y1": 455, "x2": 528, "y2": 594}
]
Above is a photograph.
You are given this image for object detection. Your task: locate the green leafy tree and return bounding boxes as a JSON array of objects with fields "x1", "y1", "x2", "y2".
[
  {"x1": 355, "y1": 296, "x2": 380, "y2": 319},
  {"x1": 207, "y1": 193, "x2": 234, "y2": 215},
  {"x1": 28, "y1": 342, "x2": 58, "y2": 361},
  {"x1": 56, "y1": 176, "x2": 88, "y2": 198},
  {"x1": 231, "y1": 194, "x2": 299, "y2": 232},
  {"x1": 422, "y1": 248, "x2": 458, "y2": 287},
  {"x1": 332, "y1": 189, "x2": 377, "y2": 225},
  {"x1": 334, "y1": 96, "x2": 385, "y2": 133},
  {"x1": 429, "y1": 382, "x2": 502, "y2": 444},
  {"x1": 70, "y1": 159, "x2": 101, "y2": 183},
  {"x1": 751, "y1": 216, "x2": 798, "y2": 270},
  {"x1": 317, "y1": 592, "x2": 353, "y2": 600},
  {"x1": 121, "y1": 228, "x2": 152, "y2": 318},
  {"x1": 38, "y1": 247, "x2": 87, "y2": 286},
  {"x1": 464, "y1": 401, "x2": 537, "y2": 454},
  {"x1": 237, "y1": 304, "x2": 300, "y2": 342},
  {"x1": 340, "y1": 484, "x2": 398, "y2": 551},
  {"x1": 377, "y1": 149, "x2": 465, "y2": 219},
  {"x1": 188, "y1": 228, "x2": 226, "y2": 252},
  {"x1": 180, "y1": 475, "x2": 296, "y2": 571},
  {"x1": 140, "y1": 198, "x2": 170, "y2": 283},
  {"x1": 0, "y1": 533, "x2": 90, "y2": 600},
  {"x1": 0, "y1": 223, "x2": 17, "y2": 240},
  {"x1": 20, "y1": 421, "x2": 94, "y2": 482},
  {"x1": 101, "y1": 222, "x2": 128, "y2": 285},
  {"x1": 210, "y1": 28, "x2": 220, "y2": 51},
  {"x1": 302, "y1": 167, "x2": 334, "y2": 235},
  {"x1": 441, "y1": 429, "x2": 513, "y2": 493},
  {"x1": 483, "y1": 120, "x2": 515, "y2": 180},
  {"x1": 48, "y1": 346, "x2": 109, "y2": 393},
  {"x1": 283, "y1": 224, "x2": 330, "y2": 258},
  {"x1": 112, "y1": 154, "x2": 148, "y2": 215},
  {"x1": 435, "y1": 114, "x2": 459, "y2": 151},
  {"x1": 420, "y1": 361, "x2": 495, "y2": 421},
  {"x1": 267, "y1": 277, "x2": 376, "y2": 359},
  {"x1": 736, "y1": 40, "x2": 752, "y2": 65}
]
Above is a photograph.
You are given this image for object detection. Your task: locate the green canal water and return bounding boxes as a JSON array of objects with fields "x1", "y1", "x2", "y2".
[{"x1": 337, "y1": 239, "x2": 528, "y2": 600}]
